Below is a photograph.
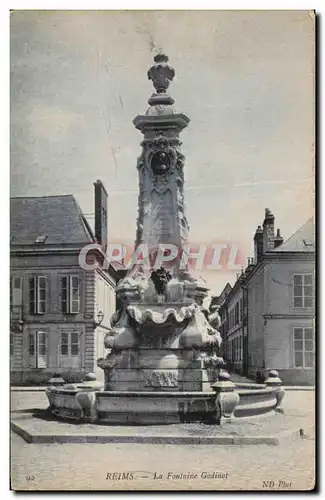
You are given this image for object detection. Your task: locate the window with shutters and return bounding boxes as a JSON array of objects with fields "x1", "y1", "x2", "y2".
[
  {"x1": 61, "y1": 275, "x2": 80, "y2": 314},
  {"x1": 28, "y1": 331, "x2": 48, "y2": 368},
  {"x1": 29, "y1": 276, "x2": 47, "y2": 314},
  {"x1": 293, "y1": 274, "x2": 314, "y2": 308},
  {"x1": 293, "y1": 327, "x2": 315, "y2": 369}
]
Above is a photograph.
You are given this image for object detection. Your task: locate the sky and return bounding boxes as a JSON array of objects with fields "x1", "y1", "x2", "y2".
[{"x1": 10, "y1": 10, "x2": 315, "y2": 294}]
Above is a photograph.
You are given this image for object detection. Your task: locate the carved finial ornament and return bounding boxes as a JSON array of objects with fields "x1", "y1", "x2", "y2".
[{"x1": 147, "y1": 54, "x2": 175, "y2": 94}]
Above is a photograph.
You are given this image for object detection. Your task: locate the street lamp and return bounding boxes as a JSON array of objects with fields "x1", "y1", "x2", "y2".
[{"x1": 94, "y1": 310, "x2": 104, "y2": 327}]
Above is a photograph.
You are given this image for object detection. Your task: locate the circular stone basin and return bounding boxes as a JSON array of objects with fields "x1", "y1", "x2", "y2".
[{"x1": 46, "y1": 384, "x2": 284, "y2": 425}]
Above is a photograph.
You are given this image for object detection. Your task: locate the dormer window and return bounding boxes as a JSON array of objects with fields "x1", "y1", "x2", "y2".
[{"x1": 35, "y1": 235, "x2": 47, "y2": 244}]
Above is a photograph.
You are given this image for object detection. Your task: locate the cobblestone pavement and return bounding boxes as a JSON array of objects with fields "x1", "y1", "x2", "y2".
[{"x1": 10, "y1": 390, "x2": 315, "y2": 491}]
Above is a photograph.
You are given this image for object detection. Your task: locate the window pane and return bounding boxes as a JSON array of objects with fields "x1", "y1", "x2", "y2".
[
  {"x1": 294, "y1": 297, "x2": 303, "y2": 308},
  {"x1": 61, "y1": 277, "x2": 67, "y2": 291},
  {"x1": 39, "y1": 344, "x2": 46, "y2": 356},
  {"x1": 29, "y1": 334, "x2": 35, "y2": 355},
  {"x1": 304, "y1": 286, "x2": 313, "y2": 297},
  {"x1": 71, "y1": 332, "x2": 78, "y2": 345},
  {"x1": 305, "y1": 340, "x2": 314, "y2": 352},
  {"x1": 14, "y1": 277, "x2": 21, "y2": 288},
  {"x1": 39, "y1": 277, "x2": 46, "y2": 289},
  {"x1": 304, "y1": 297, "x2": 313, "y2": 308},
  {"x1": 39, "y1": 289, "x2": 46, "y2": 301},
  {"x1": 61, "y1": 332, "x2": 68, "y2": 345},
  {"x1": 71, "y1": 344, "x2": 79, "y2": 356},
  {"x1": 71, "y1": 300, "x2": 79, "y2": 314},
  {"x1": 305, "y1": 352, "x2": 314, "y2": 368},
  {"x1": 294, "y1": 275, "x2": 303, "y2": 285},
  {"x1": 304, "y1": 274, "x2": 313, "y2": 285},
  {"x1": 305, "y1": 328, "x2": 314, "y2": 340},
  {"x1": 294, "y1": 286, "x2": 303, "y2": 297},
  {"x1": 294, "y1": 328, "x2": 303, "y2": 339},
  {"x1": 71, "y1": 276, "x2": 79, "y2": 289},
  {"x1": 38, "y1": 301, "x2": 46, "y2": 314},
  {"x1": 38, "y1": 332, "x2": 45, "y2": 344},
  {"x1": 61, "y1": 344, "x2": 68, "y2": 355},
  {"x1": 294, "y1": 340, "x2": 303, "y2": 351},
  {"x1": 29, "y1": 277, "x2": 35, "y2": 291},
  {"x1": 295, "y1": 351, "x2": 303, "y2": 367}
]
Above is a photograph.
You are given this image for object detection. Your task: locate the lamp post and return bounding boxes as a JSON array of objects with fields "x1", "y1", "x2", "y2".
[{"x1": 94, "y1": 310, "x2": 104, "y2": 328}]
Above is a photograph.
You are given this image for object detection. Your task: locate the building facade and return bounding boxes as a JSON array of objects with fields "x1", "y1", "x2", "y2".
[
  {"x1": 219, "y1": 281, "x2": 247, "y2": 375},
  {"x1": 220, "y1": 210, "x2": 315, "y2": 385},
  {"x1": 10, "y1": 180, "x2": 117, "y2": 385}
]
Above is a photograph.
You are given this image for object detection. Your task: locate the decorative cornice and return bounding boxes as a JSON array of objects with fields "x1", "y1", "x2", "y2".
[
  {"x1": 263, "y1": 313, "x2": 314, "y2": 320},
  {"x1": 133, "y1": 113, "x2": 190, "y2": 131}
]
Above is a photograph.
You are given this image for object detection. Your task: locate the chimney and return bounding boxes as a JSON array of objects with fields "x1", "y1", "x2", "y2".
[
  {"x1": 254, "y1": 225, "x2": 263, "y2": 263},
  {"x1": 274, "y1": 228, "x2": 284, "y2": 249},
  {"x1": 94, "y1": 179, "x2": 108, "y2": 251},
  {"x1": 263, "y1": 208, "x2": 275, "y2": 252}
]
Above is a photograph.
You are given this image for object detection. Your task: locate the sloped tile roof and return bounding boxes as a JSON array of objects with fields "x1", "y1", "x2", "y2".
[
  {"x1": 10, "y1": 195, "x2": 95, "y2": 245},
  {"x1": 271, "y1": 217, "x2": 315, "y2": 253}
]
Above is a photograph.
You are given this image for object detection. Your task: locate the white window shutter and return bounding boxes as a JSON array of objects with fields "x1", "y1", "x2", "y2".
[
  {"x1": 70, "y1": 276, "x2": 80, "y2": 314},
  {"x1": 36, "y1": 331, "x2": 47, "y2": 368},
  {"x1": 12, "y1": 277, "x2": 22, "y2": 305},
  {"x1": 37, "y1": 277, "x2": 47, "y2": 315}
]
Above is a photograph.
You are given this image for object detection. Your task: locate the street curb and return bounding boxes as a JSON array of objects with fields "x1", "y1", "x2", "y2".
[
  {"x1": 10, "y1": 420, "x2": 306, "y2": 446},
  {"x1": 283, "y1": 387, "x2": 315, "y2": 391},
  {"x1": 11, "y1": 387, "x2": 48, "y2": 392}
]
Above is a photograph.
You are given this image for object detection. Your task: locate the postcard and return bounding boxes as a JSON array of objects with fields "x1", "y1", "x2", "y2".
[{"x1": 10, "y1": 9, "x2": 315, "y2": 491}]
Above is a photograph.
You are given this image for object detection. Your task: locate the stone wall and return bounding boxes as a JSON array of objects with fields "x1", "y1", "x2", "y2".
[{"x1": 247, "y1": 259, "x2": 315, "y2": 386}]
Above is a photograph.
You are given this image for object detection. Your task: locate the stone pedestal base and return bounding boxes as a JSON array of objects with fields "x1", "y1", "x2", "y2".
[
  {"x1": 104, "y1": 348, "x2": 218, "y2": 392},
  {"x1": 107, "y1": 367, "x2": 214, "y2": 392}
]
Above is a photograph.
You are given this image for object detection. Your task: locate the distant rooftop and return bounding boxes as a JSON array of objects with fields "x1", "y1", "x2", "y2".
[
  {"x1": 271, "y1": 217, "x2": 315, "y2": 253},
  {"x1": 10, "y1": 195, "x2": 95, "y2": 246}
]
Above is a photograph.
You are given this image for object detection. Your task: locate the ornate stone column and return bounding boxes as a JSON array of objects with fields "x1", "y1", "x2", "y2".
[{"x1": 133, "y1": 54, "x2": 190, "y2": 254}]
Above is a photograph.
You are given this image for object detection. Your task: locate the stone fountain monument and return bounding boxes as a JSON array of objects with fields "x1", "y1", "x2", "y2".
[
  {"x1": 46, "y1": 55, "x2": 284, "y2": 425},
  {"x1": 98, "y1": 53, "x2": 224, "y2": 397}
]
